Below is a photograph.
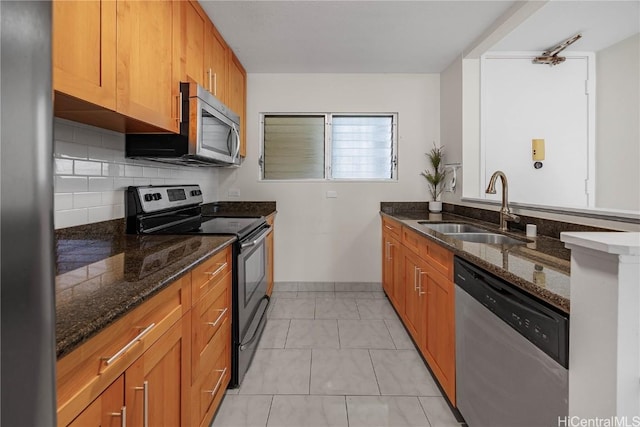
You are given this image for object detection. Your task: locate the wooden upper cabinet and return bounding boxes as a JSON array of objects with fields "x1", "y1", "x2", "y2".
[
  {"x1": 205, "y1": 23, "x2": 228, "y2": 101},
  {"x1": 53, "y1": 0, "x2": 117, "y2": 110},
  {"x1": 227, "y1": 51, "x2": 247, "y2": 157},
  {"x1": 183, "y1": 1, "x2": 206, "y2": 87},
  {"x1": 116, "y1": 0, "x2": 181, "y2": 133}
]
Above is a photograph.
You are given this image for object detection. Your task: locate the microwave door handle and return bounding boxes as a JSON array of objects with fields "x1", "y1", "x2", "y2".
[{"x1": 232, "y1": 123, "x2": 240, "y2": 161}]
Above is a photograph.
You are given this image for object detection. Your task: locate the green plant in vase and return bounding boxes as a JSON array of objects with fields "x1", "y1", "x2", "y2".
[{"x1": 421, "y1": 143, "x2": 448, "y2": 212}]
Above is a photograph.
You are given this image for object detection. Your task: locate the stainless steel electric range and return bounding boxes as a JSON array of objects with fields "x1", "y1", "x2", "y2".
[{"x1": 125, "y1": 184, "x2": 270, "y2": 387}]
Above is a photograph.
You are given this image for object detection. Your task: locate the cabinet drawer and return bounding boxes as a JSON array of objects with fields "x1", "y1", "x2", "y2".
[
  {"x1": 382, "y1": 216, "x2": 402, "y2": 239},
  {"x1": 192, "y1": 246, "x2": 232, "y2": 305},
  {"x1": 56, "y1": 275, "x2": 190, "y2": 427},
  {"x1": 192, "y1": 319, "x2": 230, "y2": 427},
  {"x1": 402, "y1": 226, "x2": 422, "y2": 256},
  {"x1": 191, "y1": 270, "x2": 231, "y2": 382},
  {"x1": 424, "y1": 238, "x2": 454, "y2": 280}
]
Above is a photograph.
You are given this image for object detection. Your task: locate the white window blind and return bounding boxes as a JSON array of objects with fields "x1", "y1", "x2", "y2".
[
  {"x1": 331, "y1": 115, "x2": 394, "y2": 179},
  {"x1": 261, "y1": 113, "x2": 397, "y2": 181},
  {"x1": 263, "y1": 115, "x2": 325, "y2": 180}
]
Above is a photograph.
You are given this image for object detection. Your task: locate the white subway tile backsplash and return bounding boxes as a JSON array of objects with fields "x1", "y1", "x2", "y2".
[
  {"x1": 55, "y1": 140, "x2": 88, "y2": 159},
  {"x1": 74, "y1": 127, "x2": 103, "y2": 147},
  {"x1": 142, "y1": 167, "x2": 159, "y2": 178},
  {"x1": 87, "y1": 205, "x2": 115, "y2": 223},
  {"x1": 56, "y1": 176, "x2": 88, "y2": 193},
  {"x1": 125, "y1": 165, "x2": 143, "y2": 177},
  {"x1": 54, "y1": 158, "x2": 74, "y2": 175},
  {"x1": 88, "y1": 177, "x2": 114, "y2": 192},
  {"x1": 102, "y1": 163, "x2": 125, "y2": 177},
  {"x1": 88, "y1": 146, "x2": 115, "y2": 162},
  {"x1": 55, "y1": 209, "x2": 89, "y2": 228},
  {"x1": 114, "y1": 177, "x2": 134, "y2": 190},
  {"x1": 73, "y1": 192, "x2": 103, "y2": 208},
  {"x1": 74, "y1": 160, "x2": 102, "y2": 176},
  {"x1": 101, "y1": 132, "x2": 124, "y2": 151},
  {"x1": 54, "y1": 122, "x2": 74, "y2": 142},
  {"x1": 101, "y1": 190, "x2": 124, "y2": 205},
  {"x1": 53, "y1": 119, "x2": 219, "y2": 229},
  {"x1": 54, "y1": 193, "x2": 73, "y2": 210}
]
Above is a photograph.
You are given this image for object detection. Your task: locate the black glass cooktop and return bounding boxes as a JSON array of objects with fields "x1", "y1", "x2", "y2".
[{"x1": 196, "y1": 216, "x2": 264, "y2": 238}]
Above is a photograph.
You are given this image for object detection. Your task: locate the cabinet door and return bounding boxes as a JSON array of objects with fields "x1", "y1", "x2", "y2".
[
  {"x1": 125, "y1": 317, "x2": 188, "y2": 427},
  {"x1": 205, "y1": 24, "x2": 228, "y2": 101},
  {"x1": 403, "y1": 250, "x2": 426, "y2": 349},
  {"x1": 383, "y1": 233, "x2": 402, "y2": 312},
  {"x1": 227, "y1": 52, "x2": 246, "y2": 157},
  {"x1": 424, "y1": 266, "x2": 456, "y2": 404},
  {"x1": 183, "y1": 1, "x2": 206, "y2": 87},
  {"x1": 67, "y1": 375, "x2": 124, "y2": 427},
  {"x1": 53, "y1": 0, "x2": 116, "y2": 110},
  {"x1": 116, "y1": 0, "x2": 181, "y2": 132}
]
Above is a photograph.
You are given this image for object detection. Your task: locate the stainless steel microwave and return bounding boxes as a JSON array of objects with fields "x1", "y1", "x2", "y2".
[{"x1": 126, "y1": 82, "x2": 241, "y2": 167}]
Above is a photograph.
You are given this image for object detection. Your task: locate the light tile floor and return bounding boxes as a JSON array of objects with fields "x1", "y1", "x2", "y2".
[{"x1": 211, "y1": 284, "x2": 462, "y2": 427}]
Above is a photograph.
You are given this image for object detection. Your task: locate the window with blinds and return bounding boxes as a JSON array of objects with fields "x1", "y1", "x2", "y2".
[{"x1": 261, "y1": 113, "x2": 397, "y2": 181}]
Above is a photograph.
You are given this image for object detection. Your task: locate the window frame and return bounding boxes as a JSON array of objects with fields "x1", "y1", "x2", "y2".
[{"x1": 259, "y1": 112, "x2": 398, "y2": 182}]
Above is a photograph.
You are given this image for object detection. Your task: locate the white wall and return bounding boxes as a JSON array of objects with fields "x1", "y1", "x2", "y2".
[
  {"x1": 217, "y1": 74, "x2": 440, "y2": 282},
  {"x1": 53, "y1": 118, "x2": 219, "y2": 229},
  {"x1": 596, "y1": 33, "x2": 640, "y2": 212}
]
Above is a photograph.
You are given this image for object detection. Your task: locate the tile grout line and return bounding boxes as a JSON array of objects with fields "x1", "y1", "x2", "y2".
[
  {"x1": 367, "y1": 349, "x2": 383, "y2": 396},
  {"x1": 264, "y1": 394, "x2": 275, "y2": 427},
  {"x1": 417, "y1": 395, "x2": 436, "y2": 427}
]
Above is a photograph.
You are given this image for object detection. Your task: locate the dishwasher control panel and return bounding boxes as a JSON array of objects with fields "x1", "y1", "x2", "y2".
[{"x1": 454, "y1": 257, "x2": 569, "y2": 368}]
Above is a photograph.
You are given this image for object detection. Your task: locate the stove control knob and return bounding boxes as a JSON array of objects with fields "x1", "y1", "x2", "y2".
[
  {"x1": 144, "y1": 194, "x2": 153, "y2": 202},
  {"x1": 152, "y1": 193, "x2": 162, "y2": 201}
]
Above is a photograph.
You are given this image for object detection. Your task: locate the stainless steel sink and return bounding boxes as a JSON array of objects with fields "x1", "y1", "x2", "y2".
[
  {"x1": 417, "y1": 222, "x2": 487, "y2": 234},
  {"x1": 446, "y1": 232, "x2": 526, "y2": 245}
]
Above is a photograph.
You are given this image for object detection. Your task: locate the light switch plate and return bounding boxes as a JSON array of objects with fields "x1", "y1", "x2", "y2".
[
  {"x1": 228, "y1": 188, "x2": 241, "y2": 197},
  {"x1": 326, "y1": 191, "x2": 338, "y2": 198}
]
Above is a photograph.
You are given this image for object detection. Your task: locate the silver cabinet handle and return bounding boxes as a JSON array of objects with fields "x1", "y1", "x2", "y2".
[
  {"x1": 102, "y1": 323, "x2": 155, "y2": 366},
  {"x1": 133, "y1": 381, "x2": 149, "y2": 427},
  {"x1": 110, "y1": 406, "x2": 126, "y2": 427},
  {"x1": 208, "y1": 68, "x2": 213, "y2": 93},
  {"x1": 176, "y1": 92, "x2": 183, "y2": 124},
  {"x1": 418, "y1": 271, "x2": 427, "y2": 296},
  {"x1": 384, "y1": 225, "x2": 393, "y2": 230},
  {"x1": 204, "y1": 368, "x2": 227, "y2": 397},
  {"x1": 388, "y1": 242, "x2": 394, "y2": 260},
  {"x1": 205, "y1": 262, "x2": 227, "y2": 279},
  {"x1": 206, "y1": 308, "x2": 228, "y2": 328},
  {"x1": 414, "y1": 266, "x2": 420, "y2": 291},
  {"x1": 385, "y1": 241, "x2": 389, "y2": 260},
  {"x1": 213, "y1": 72, "x2": 218, "y2": 97}
]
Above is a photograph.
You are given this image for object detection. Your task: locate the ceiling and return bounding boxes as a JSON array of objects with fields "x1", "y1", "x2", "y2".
[
  {"x1": 199, "y1": 1, "x2": 516, "y2": 73},
  {"x1": 199, "y1": 1, "x2": 640, "y2": 74},
  {"x1": 491, "y1": 1, "x2": 640, "y2": 53}
]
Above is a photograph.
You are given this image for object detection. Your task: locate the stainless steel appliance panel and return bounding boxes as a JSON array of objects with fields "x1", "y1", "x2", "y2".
[
  {"x1": 455, "y1": 263, "x2": 568, "y2": 427},
  {"x1": 1, "y1": 1, "x2": 57, "y2": 425}
]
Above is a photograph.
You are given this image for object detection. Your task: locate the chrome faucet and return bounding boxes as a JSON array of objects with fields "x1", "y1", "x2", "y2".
[{"x1": 485, "y1": 171, "x2": 520, "y2": 231}]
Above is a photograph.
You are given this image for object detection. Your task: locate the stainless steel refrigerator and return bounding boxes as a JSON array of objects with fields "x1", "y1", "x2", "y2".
[{"x1": 1, "y1": 2, "x2": 57, "y2": 426}]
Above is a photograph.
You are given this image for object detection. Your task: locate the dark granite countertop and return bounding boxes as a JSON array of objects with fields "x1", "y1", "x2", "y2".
[
  {"x1": 381, "y1": 210, "x2": 571, "y2": 313},
  {"x1": 55, "y1": 202, "x2": 277, "y2": 359},
  {"x1": 55, "y1": 222, "x2": 235, "y2": 359}
]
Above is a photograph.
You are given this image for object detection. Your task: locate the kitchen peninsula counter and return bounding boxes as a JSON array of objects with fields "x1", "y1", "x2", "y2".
[{"x1": 381, "y1": 207, "x2": 572, "y2": 313}]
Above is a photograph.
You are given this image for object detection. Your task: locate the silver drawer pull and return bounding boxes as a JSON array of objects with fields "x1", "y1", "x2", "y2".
[
  {"x1": 204, "y1": 368, "x2": 227, "y2": 397},
  {"x1": 205, "y1": 262, "x2": 227, "y2": 278},
  {"x1": 110, "y1": 406, "x2": 126, "y2": 427},
  {"x1": 384, "y1": 225, "x2": 393, "y2": 230},
  {"x1": 102, "y1": 323, "x2": 155, "y2": 366},
  {"x1": 206, "y1": 308, "x2": 228, "y2": 328},
  {"x1": 133, "y1": 381, "x2": 149, "y2": 427}
]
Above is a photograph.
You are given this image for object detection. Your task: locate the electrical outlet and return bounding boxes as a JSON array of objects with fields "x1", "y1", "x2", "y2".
[
  {"x1": 326, "y1": 191, "x2": 338, "y2": 198},
  {"x1": 228, "y1": 188, "x2": 241, "y2": 198}
]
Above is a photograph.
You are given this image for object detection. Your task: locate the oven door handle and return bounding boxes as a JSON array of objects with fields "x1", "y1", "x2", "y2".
[
  {"x1": 240, "y1": 225, "x2": 271, "y2": 250},
  {"x1": 240, "y1": 296, "x2": 270, "y2": 351}
]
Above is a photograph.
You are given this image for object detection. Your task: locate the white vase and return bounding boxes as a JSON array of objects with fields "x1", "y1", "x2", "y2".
[{"x1": 429, "y1": 201, "x2": 442, "y2": 213}]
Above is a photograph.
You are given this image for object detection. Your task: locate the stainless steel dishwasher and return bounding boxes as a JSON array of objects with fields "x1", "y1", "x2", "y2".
[{"x1": 455, "y1": 257, "x2": 569, "y2": 427}]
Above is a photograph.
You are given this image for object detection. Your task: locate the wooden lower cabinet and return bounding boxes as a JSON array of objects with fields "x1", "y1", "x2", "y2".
[
  {"x1": 381, "y1": 218, "x2": 456, "y2": 406},
  {"x1": 58, "y1": 247, "x2": 233, "y2": 427},
  {"x1": 68, "y1": 376, "x2": 125, "y2": 427}
]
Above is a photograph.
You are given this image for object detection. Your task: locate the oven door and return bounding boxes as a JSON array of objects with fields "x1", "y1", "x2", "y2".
[{"x1": 235, "y1": 223, "x2": 271, "y2": 385}]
